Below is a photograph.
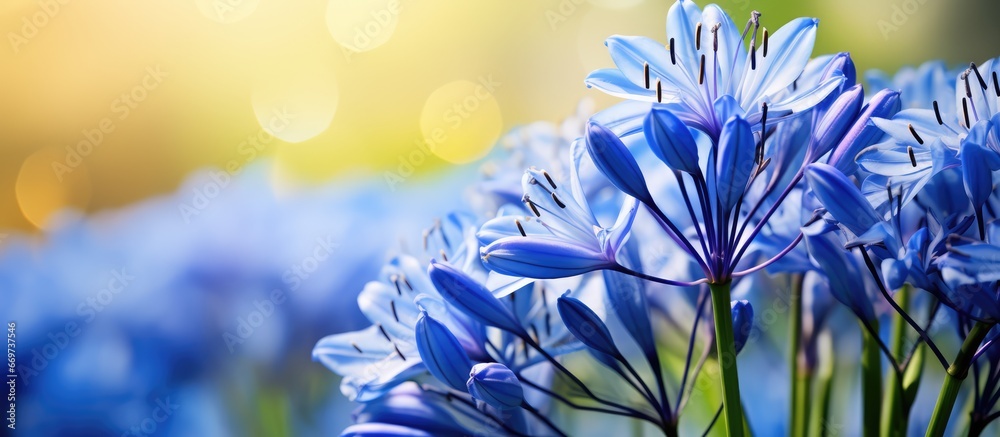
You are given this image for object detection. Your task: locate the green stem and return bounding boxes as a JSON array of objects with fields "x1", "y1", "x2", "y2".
[
  {"x1": 812, "y1": 332, "x2": 835, "y2": 437},
  {"x1": 861, "y1": 322, "x2": 882, "y2": 437},
  {"x1": 789, "y1": 275, "x2": 807, "y2": 437},
  {"x1": 925, "y1": 321, "x2": 994, "y2": 437},
  {"x1": 882, "y1": 286, "x2": 909, "y2": 437},
  {"x1": 709, "y1": 281, "x2": 745, "y2": 437}
]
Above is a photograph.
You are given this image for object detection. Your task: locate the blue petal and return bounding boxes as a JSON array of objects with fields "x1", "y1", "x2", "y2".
[
  {"x1": 467, "y1": 363, "x2": 524, "y2": 409},
  {"x1": 586, "y1": 122, "x2": 654, "y2": 204},
  {"x1": 730, "y1": 300, "x2": 754, "y2": 354},
  {"x1": 961, "y1": 140, "x2": 1000, "y2": 209},
  {"x1": 427, "y1": 261, "x2": 527, "y2": 336},
  {"x1": 415, "y1": 313, "x2": 473, "y2": 392},
  {"x1": 603, "y1": 35, "x2": 695, "y2": 99},
  {"x1": 716, "y1": 115, "x2": 755, "y2": 214},
  {"x1": 586, "y1": 68, "x2": 665, "y2": 102},
  {"x1": 701, "y1": 5, "x2": 746, "y2": 94},
  {"x1": 644, "y1": 106, "x2": 701, "y2": 174},
  {"x1": 805, "y1": 163, "x2": 880, "y2": 236},
  {"x1": 349, "y1": 383, "x2": 479, "y2": 436},
  {"x1": 556, "y1": 294, "x2": 621, "y2": 358},
  {"x1": 603, "y1": 267, "x2": 657, "y2": 365},
  {"x1": 737, "y1": 17, "x2": 819, "y2": 109},
  {"x1": 828, "y1": 88, "x2": 901, "y2": 176},
  {"x1": 312, "y1": 326, "x2": 422, "y2": 402},
  {"x1": 341, "y1": 423, "x2": 435, "y2": 437},
  {"x1": 481, "y1": 237, "x2": 615, "y2": 280},
  {"x1": 810, "y1": 84, "x2": 864, "y2": 160},
  {"x1": 802, "y1": 222, "x2": 876, "y2": 323},
  {"x1": 665, "y1": 0, "x2": 704, "y2": 87}
]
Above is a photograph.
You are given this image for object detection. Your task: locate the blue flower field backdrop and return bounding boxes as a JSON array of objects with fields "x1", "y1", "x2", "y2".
[{"x1": 5, "y1": 0, "x2": 1000, "y2": 436}]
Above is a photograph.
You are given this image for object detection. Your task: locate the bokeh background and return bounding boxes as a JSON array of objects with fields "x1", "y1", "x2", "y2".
[{"x1": 2, "y1": 0, "x2": 1000, "y2": 435}]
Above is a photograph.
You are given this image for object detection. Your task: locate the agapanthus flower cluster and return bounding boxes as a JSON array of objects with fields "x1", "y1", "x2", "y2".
[{"x1": 314, "y1": 1, "x2": 1000, "y2": 436}]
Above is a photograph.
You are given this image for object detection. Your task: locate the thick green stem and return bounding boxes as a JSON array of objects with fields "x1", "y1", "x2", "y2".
[
  {"x1": 709, "y1": 281, "x2": 745, "y2": 437},
  {"x1": 882, "y1": 286, "x2": 909, "y2": 437},
  {"x1": 861, "y1": 323, "x2": 882, "y2": 437},
  {"x1": 925, "y1": 321, "x2": 994, "y2": 437},
  {"x1": 789, "y1": 274, "x2": 806, "y2": 437}
]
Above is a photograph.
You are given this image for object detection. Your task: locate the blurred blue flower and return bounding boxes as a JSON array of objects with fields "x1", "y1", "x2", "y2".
[{"x1": 467, "y1": 363, "x2": 524, "y2": 410}]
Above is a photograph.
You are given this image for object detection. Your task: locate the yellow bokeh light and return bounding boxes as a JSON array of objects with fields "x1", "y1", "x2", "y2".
[
  {"x1": 326, "y1": 0, "x2": 402, "y2": 53},
  {"x1": 251, "y1": 70, "x2": 339, "y2": 144},
  {"x1": 419, "y1": 79, "x2": 503, "y2": 165},
  {"x1": 15, "y1": 148, "x2": 92, "y2": 230}
]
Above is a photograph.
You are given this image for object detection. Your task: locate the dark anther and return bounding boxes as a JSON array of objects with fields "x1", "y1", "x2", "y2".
[
  {"x1": 515, "y1": 219, "x2": 527, "y2": 237},
  {"x1": 908, "y1": 123, "x2": 924, "y2": 145},
  {"x1": 391, "y1": 274, "x2": 402, "y2": 295},
  {"x1": 402, "y1": 275, "x2": 413, "y2": 291},
  {"x1": 907, "y1": 146, "x2": 917, "y2": 167},
  {"x1": 963, "y1": 72, "x2": 973, "y2": 98},
  {"x1": 750, "y1": 44, "x2": 757, "y2": 70},
  {"x1": 644, "y1": 62, "x2": 650, "y2": 89},
  {"x1": 544, "y1": 313, "x2": 552, "y2": 337},
  {"x1": 933, "y1": 101, "x2": 944, "y2": 125},
  {"x1": 970, "y1": 63, "x2": 988, "y2": 90},
  {"x1": 439, "y1": 250, "x2": 448, "y2": 262},
  {"x1": 352, "y1": 342, "x2": 363, "y2": 353},
  {"x1": 669, "y1": 38, "x2": 676, "y2": 65},
  {"x1": 755, "y1": 157, "x2": 772, "y2": 177},
  {"x1": 394, "y1": 344, "x2": 406, "y2": 361},
  {"x1": 525, "y1": 197, "x2": 541, "y2": 217},
  {"x1": 422, "y1": 230, "x2": 429, "y2": 251},
  {"x1": 695, "y1": 22, "x2": 702, "y2": 50},
  {"x1": 391, "y1": 300, "x2": 399, "y2": 322},
  {"x1": 378, "y1": 324, "x2": 392, "y2": 342},
  {"x1": 543, "y1": 170, "x2": 558, "y2": 189},
  {"x1": 762, "y1": 28, "x2": 769, "y2": 57},
  {"x1": 529, "y1": 324, "x2": 541, "y2": 343},
  {"x1": 657, "y1": 79, "x2": 663, "y2": 103},
  {"x1": 551, "y1": 192, "x2": 567, "y2": 209},
  {"x1": 699, "y1": 54, "x2": 706, "y2": 84},
  {"x1": 994, "y1": 71, "x2": 999, "y2": 97},
  {"x1": 962, "y1": 98, "x2": 971, "y2": 128}
]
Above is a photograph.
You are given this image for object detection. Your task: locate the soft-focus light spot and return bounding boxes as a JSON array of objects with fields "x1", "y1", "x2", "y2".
[
  {"x1": 419, "y1": 80, "x2": 502, "y2": 165},
  {"x1": 15, "y1": 148, "x2": 92, "y2": 230},
  {"x1": 589, "y1": 0, "x2": 645, "y2": 10},
  {"x1": 326, "y1": 0, "x2": 402, "y2": 53},
  {"x1": 252, "y1": 73, "x2": 339, "y2": 143},
  {"x1": 195, "y1": 0, "x2": 260, "y2": 24}
]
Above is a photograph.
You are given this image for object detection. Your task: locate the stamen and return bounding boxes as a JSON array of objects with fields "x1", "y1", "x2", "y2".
[
  {"x1": 932, "y1": 101, "x2": 944, "y2": 125},
  {"x1": 391, "y1": 274, "x2": 402, "y2": 295},
  {"x1": 422, "y1": 229, "x2": 429, "y2": 251},
  {"x1": 378, "y1": 324, "x2": 392, "y2": 342},
  {"x1": 762, "y1": 28, "x2": 769, "y2": 57},
  {"x1": 439, "y1": 249, "x2": 448, "y2": 262},
  {"x1": 351, "y1": 342, "x2": 363, "y2": 353},
  {"x1": 544, "y1": 313, "x2": 552, "y2": 337},
  {"x1": 644, "y1": 62, "x2": 650, "y2": 89},
  {"x1": 750, "y1": 44, "x2": 757, "y2": 70},
  {"x1": 551, "y1": 192, "x2": 567, "y2": 208},
  {"x1": 970, "y1": 63, "x2": 988, "y2": 90},
  {"x1": 542, "y1": 170, "x2": 558, "y2": 189},
  {"x1": 699, "y1": 54, "x2": 706, "y2": 85},
  {"x1": 963, "y1": 71, "x2": 973, "y2": 98},
  {"x1": 402, "y1": 275, "x2": 413, "y2": 291},
  {"x1": 656, "y1": 79, "x2": 663, "y2": 103},
  {"x1": 390, "y1": 300, "x2": 399, "y2": 322},
  {"x1": 755, "y1": 157, "x2": 772, "y2": 177},
  {"x1": 907, "y1": 123, "x2": 924, "y2": 145},
  {"x1": 669, "y1": 38, "x2": 676, "y2": 65},
  {"x1": 515, "y1": 219, "x2": 527, "y2": 237},
  {"x1": 885, "y1": 182, "x2": 893, "y2": 206},
  {"x1": 712, "y1": 23, "x2": 720, "y2": 53},
  {"x1": 994, "y1": 71, "x2": 999, "y2": 97},
  {"x1": 394, "y1": 344, "x2": 406, "y2": 361},
  {"x1": 525, "y1": 196, "x2": 542, "y2": 217},
  {"x1": 907, "y1": 146, "x2": 917, "y2": 167},
  {"x1": 529, "y1": 324, "x2": 541, "y2": 343},
  {"x1": 962, "y1": 98, "x2": 971, "y2": 128},
  {"x1": 695, "y1": 22, "x2": 702, "y2": 51}
]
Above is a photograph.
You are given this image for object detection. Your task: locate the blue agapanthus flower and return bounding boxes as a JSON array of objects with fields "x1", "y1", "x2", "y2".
[
  {"x1": 857, "y1": 57, "x2": 1000, "y2": 211},
  {"x1": 585, "y1": 0, "x2": 843, "y2": 139}
]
